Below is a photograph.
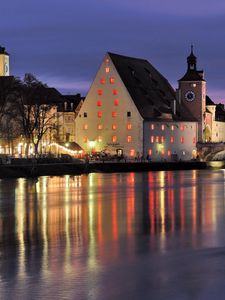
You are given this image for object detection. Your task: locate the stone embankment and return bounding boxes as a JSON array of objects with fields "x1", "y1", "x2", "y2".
[{"x1": 0, "y1": 159, "x2": 214, "y2": 179}]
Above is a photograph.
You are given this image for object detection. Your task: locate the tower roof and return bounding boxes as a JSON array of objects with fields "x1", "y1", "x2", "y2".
[{"x1": 0, "y1": 46, "x2": 9, "y2": 55}]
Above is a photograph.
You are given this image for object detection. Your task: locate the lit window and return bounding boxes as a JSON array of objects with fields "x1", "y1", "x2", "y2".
[
  {"x1": 83, "y1": 136, "x2": 88, "y2": 143},
  {"x1": 170, "y1": 136, "x2": 174, "y2": 143},
  {"x1": 193, "y1": 137, "x2": 196, "y2": 144},
  {"x1": 112, "y1": 112, "x2": 117, "y2": 117},
  {"x1": 156, "y1": 136, "x2": 159, "y2": 143},
  {"x1": 105, "y1": 67, "x2": 110, "y2": 73},
  {"x1": 84, "y1": 112, "x2": 87, "y2": 118},
  {"x1": 161, "y1": 136, "x2": 165, "y2": 143},
  {"x1": 127, "y1": 123, "x2": 132, "y2": 130},
  {"x1": 100, "y1": 78, "x2": 105, "y2": 84},
  {"x1": 97, "y1": 100, "x2": 102, "y2": 107},
  {"x1": 114, "y1": 99, "x2": 119, "y2": 106},
  {"x1": 148, "y1": 149, "x2": 152, "y2": 156},
  {"x1": 105, "y1": 58, "x2": 110, "y2": 64},
  {"x1": 167, "y1": 150, "x2": 171, "y2": 156},
  {"x1": 161, "y1": 124, "x2": 165, "y2": 131},
  {"x1": 97, "y1": 124, "x2": 102, "y2": 130},
  {"x1": 98, "y1": 111, "x2": 102, "y2": 118},
  {"x1": 98, "y1": 89, "x2": 103, "y2": 96},
  {"x1": 113, "y1": 89, "x2": 118, "y2": 95},
  {"x1": 151, "y1": 124, "x2": 154, "y2": 130},
  {"x1": 180, "y1": 125, "x2": 184, "y2": 131},
  {"x1": 171, "y1": 125, "x2": 174, "y2": 131},
  {"x1": 112, "y1": 135, "x2": 117, "y2": 143},
  {"x1": 161, "y1": 149, "x2": 165, "y2": 156},
  {"x1": 127, "y1": 136, "x2": 132, "y2": 143},
  {"x1": 109, "y1": 77, "x2": 115, "y2": 84},
  {"x1": 180, "y1": 136, "x2": 184, "y2": 143},
  {"x1": 151, "y1": 136, "x2": 154, "y2": 143},
  {"x1": 130, "y1": 149, "x2": 135, "y2": 156},
  {"x1": 112, "y1": 124, "x2": 117, "y2": 130},
  {"x1": 83, "y1": 124, "x2": 88, "y2": 130},
  {"x1": 127, "y1": 111, "x2": 131, "y2": 117},
  {"x1": 98, "y1": 136, "x2": 102, "y2": 142}
]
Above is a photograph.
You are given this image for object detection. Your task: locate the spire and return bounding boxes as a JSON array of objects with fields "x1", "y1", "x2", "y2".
[{"x1": 187, "y1": 45, "x2": 197, "y2": 71}]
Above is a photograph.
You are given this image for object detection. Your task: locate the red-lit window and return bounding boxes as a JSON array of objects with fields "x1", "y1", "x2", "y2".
[
  {"x1": 98, "y1": 136, "x2": 102, "y2": 142},
  {"x1": 171, "y1": 125, "x2": 174, "y2": 131},
  {"x1": 180, "y1": 125, "x2": 184, "y2": 131},
  {"x1": 83, "y1": 124, "x2": 88, "y2": 130},
  {"x1": 193, "y1": 137, "x2": 196, "y2": 144},
  {"x1": 161, "y1": 124, "x2": 165, "y2": 131},
  {"x1": 170, "y1": 136, "x2": 174, "y2": 143},
  {"x1": 156, "y1": 136, "x2": 159, "y2": 143},
  {"x1": 113, "y1": 89, "x2": 118, "y2": 95},
  {"x1": 112, "y1": 124, "x2": 117, "y2": 130},
  {"x1": 148, "y1": 149, "x2": 152, "y2": 156},
  {"x1": 112, "y1": 135, "x2": 117, "y2": 143},
  {"x1": 98, "y1": 111, "x2": 102, "y2": 118},
  {"x1": 98, "y1": 89, "x2": 102, "y2": 96},
  {"x1": 109, "y1": 77, "x2": 115, "y2": 84},
  {"x1": 97, "y1": 100, "x2": 102, "y2": 106},
  {"x1": 161, "y1": 149, "x2": 165, "y2": 156},
  {"x1": 167, "y1": 150, "x2": 171, "y2": 156},
  {"x1": 105, "y1": 67, "x2": 110, "y2": 73},
  {"x1": 130, "y1": 149, "x2": 135, "y2": 156},
  {"x1": 83, "y1": 136, "x2": 88, "y2": 143},
  {"x1": 151, "y1": 136, "x2": 154, "y2": 143},
  {"x1": 150, "y1": 124, "x2": 154, "y2": 130},
  {"x1": 180, "y1": 136, "x2": 184, "y2": 143},
  {"x1": 127, "y1": 123, "x2": 132, "y2": 130},
  {"x1": 161, "y1": 136, "x2": 165, "y2": 143},
  {"x1": 127, "y1": 136, "x2": 132, "y2": 143},
  {"x1": 114, "y1": 99, "x2": 119, "y2": 106},
  {"x1": 97, "y1": 124, "x2": 102, "y2": 130},
  {"x1": 105, "y1": 58, "x2": 110, "y2": 64},
  {"x1": 112, "y1": 112, "x2": 117, "y2": 117},
  {"x1": 100, "y1": 78, "x2": 105, "y2": 84}
]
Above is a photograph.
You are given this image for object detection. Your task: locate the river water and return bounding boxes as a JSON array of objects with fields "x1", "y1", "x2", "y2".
[{"x1": 0, "y1": 170, "x2": 225, "y2": 299}]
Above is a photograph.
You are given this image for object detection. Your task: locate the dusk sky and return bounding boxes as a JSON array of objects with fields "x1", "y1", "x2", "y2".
[{"x1": 1, "y1": 0, "x2": 225, "y2": 102}]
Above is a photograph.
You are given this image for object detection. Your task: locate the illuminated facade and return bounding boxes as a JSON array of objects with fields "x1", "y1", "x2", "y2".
[
  {"x1": 0, "y1": 46, "x2": 9, "y2": 76},
  {"x1": 75, "y1": 52, "x2": 198, "y2": 160}
]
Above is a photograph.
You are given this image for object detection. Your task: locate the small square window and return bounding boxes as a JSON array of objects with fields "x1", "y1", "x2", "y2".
[
  {"x1": 100, "y1": 78, "x2": 105, "y2": 84},
  {"x1": 114, "y1": 99, "x2": 119, "y2": 106},
  {"x1": 112, "y1": 124, "x2": 117, "y2": 130},
  {"x1": 130, "y1": 149, "x2": 135, "y2": 156},
  {"x1": 98, "y1": 111, "x2": 102, "y2": 118},
  {"x1": 127, "y1": 111, "x2": 131, "y2": 117},
  {"x1": 167, "y1": 150, "x2": 171, "y2": 156},
  {"x1": 97, "y1": 100, "x2": 102, "y2": 107},
  {"x1": 110, "y1": 77, "x2": 115, "y2": 84},
  {"x1": 151, "y1": 136, "x2": 154, "y2": 143},
  {"x1": 148, "y1": 149, "x2": 152, "y2": 156},
  {"x1": 84, "y1": 112, "x2": 87, "y2": 118},
  {"x1": 113, "y1": 89, "x2": 118, "y2": 95},
  {"x1": 161, "y1": 124, "x2": 165, "y2": 131},
  {"x1": 171, "y1": 125, "x2": 174, "y2": 131},
  {"x1": 112, "y1": 135, "x2": 117, "y2": 143},
  {"x1": 156, "y1": 136, "x2": 159, "y2": 143},
  {"x1": 97, "y1": 124, "x2": 102, "y2": 130},
  {"x1": 105, "y1": 67, "x2": 110, "y2": 73},
  {"x1": 180, "y1": 136, "x2": 184, "y2": 143},
  {"x1": 161, "y1": 136, "x2": 165, "y2": 143},
  {"x1": 83, "y1": 124, "x2": 88, "y2": 130},
  {"x1": 98, "y1": 89, "x2": 103, "y2": 96},
  {"x1": 127, "y1": 136, "x2": 132, "y2": 143},
  {"x1": 170, "y1": 136, "x2": 174, "y2": 143},
  {"x1": 83, "y1": 136, "x2": 88, "y2": 143},
  {"x1": 112, "y1": 112, "x2": 117, "y2": 118},
  {"x1": 127, "y1": 123, "x2": 132, "y2": 130}
]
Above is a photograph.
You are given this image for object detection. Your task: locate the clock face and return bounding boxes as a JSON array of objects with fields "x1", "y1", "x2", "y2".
[{"x1": 185, "y1": 91, "x2": 195, "y2": 102}]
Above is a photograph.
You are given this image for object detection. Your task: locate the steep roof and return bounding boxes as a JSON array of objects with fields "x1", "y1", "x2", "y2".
[
  {"x1": 108, "y1": 52, "x2": 196, "y2": 121},
  {"x1": 178, "y1": 70, "x2": 205, "y2": 82},
  {"x1": 0, "y1": 46, "x2": 9, "y2": 55}
]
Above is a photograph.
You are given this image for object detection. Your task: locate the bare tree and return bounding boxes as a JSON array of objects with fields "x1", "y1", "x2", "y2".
[{"x1": 17, "y1": 74, "x2": 58, "y2": 156}]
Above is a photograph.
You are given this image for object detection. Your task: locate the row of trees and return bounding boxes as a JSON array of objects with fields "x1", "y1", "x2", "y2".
[{"x1": 0, "y1": 74, "x2": 58, "y2": 156}]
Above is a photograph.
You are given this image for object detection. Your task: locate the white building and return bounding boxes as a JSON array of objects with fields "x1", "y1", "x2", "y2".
[{"x1": 75, "y1": 52, "x2": 198, "y2": 160}]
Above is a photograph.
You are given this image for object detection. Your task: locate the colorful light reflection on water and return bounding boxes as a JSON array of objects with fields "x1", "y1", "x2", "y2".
[{"x1": 0, "y1": 170, "x2": 225, "y2": 299}]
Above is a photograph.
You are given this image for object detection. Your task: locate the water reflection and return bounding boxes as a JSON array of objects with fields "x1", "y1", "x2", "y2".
[{"x1": 0, "y1": 170, "x2": 225, "y2": 299}]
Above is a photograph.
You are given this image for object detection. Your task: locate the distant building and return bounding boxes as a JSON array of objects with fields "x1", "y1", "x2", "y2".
[{"x1": 0, "y1": 46, "x2": 9, "y2": 76}]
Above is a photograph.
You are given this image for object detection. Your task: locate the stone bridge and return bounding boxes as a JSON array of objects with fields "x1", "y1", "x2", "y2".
[{"x1": 197, "y1": 142, "x2": 225, "y2": 161}]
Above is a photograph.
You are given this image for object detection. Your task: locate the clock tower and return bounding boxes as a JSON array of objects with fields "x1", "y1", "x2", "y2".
[
  {"x1": 0, "y1": 46, "x2": 10, "y2": 76},
  {"x1": 178, "y1": 46, "x2": 206, "y2": 142}
]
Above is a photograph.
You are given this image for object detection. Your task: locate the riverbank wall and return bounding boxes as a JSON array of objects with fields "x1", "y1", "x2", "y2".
[{"x1": 0, "y1": 160, "x2": 217, "y2": 179}]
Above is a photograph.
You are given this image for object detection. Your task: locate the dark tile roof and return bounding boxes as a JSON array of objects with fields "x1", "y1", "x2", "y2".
[
  {"x1": 57, "y1": 94, "x2": 84, "y2": 112},
  {"x1": 25, "y1": 87, "x2": 63, "y2": 105},
  {"x1": 108, "y1": 52, "x2": 196, "y2": 121},
  {"x1": 206, "y1": 95, "x2": 215, "y2": 106}
]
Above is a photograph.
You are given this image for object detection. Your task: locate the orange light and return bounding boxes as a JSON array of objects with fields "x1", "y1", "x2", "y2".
[
  {"x1": 97, "y1": 124, "x2": 102, "y2": 130},
  {"x1": 127, "y1": 123, "x2": 132, "y2": 130},
  {"x1": 97, "y1": 100, "x2": 102, "y2": 107},
  {"x1": 127, "y1": 135, "x2": 132, "y2": 143},
  {"x1": 112, "y1": 124, "x2": 117, "y2": 130},
  {"x1": 109, "y1": 77, "x2": 115, "y2": 84},
  {"x1": 112, "y1": 112, "x2": 117, "y2": 117},
  {"x1": 83, "y1": 124, "x2": 88, "y2": 130},
  {"x1": 114, "y1": 99, "x2": 119, "y2": 106},
  {"x1": 130, "y1": 149, "x2": 135, "y2": 156},
  {"x1": 112, "y1": 135, "x2": 117, "y2": 142},
  {"x1": 105, "y1": 67, "x2": 110, "y2": 73},
  {"x1": 100, "y1": 78, "x2": 105, "y2": 84},
  {"x1": 170, "y1": 136, "x2": 174, "y2": 143},
  {"x1": 98, "y1": 89, "x2": 103, "y2": 96},
  {"x1": 112, "y1": 89, "x2": 118, "y2": 95},
  {"x1": 98, "y1": 111, "x2": 102, "y2": 118}
]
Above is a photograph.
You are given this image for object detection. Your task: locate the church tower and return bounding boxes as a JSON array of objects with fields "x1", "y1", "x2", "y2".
[
  {"x1": 0, "y1": 46, "x2": 10, "y2": 76},
  {"x1": 178, "y1": 46, "x2": 206, "y2": 142}
]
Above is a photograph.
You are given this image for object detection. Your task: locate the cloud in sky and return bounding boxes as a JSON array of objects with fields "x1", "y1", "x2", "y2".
[{"x1": 0, "y1": 0, "x2": 225, "y2": 102}]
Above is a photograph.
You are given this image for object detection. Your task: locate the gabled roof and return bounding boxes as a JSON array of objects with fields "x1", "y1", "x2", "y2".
[
  {"x1": 178, "y1": 70, "x2": 205, "y2": 82},
  {"x1": 108, "y1": 52, "x2": 196, "y2": 121},
  {"x1": 206, "y1": 95, "x2": 215, "y2": 106}
]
